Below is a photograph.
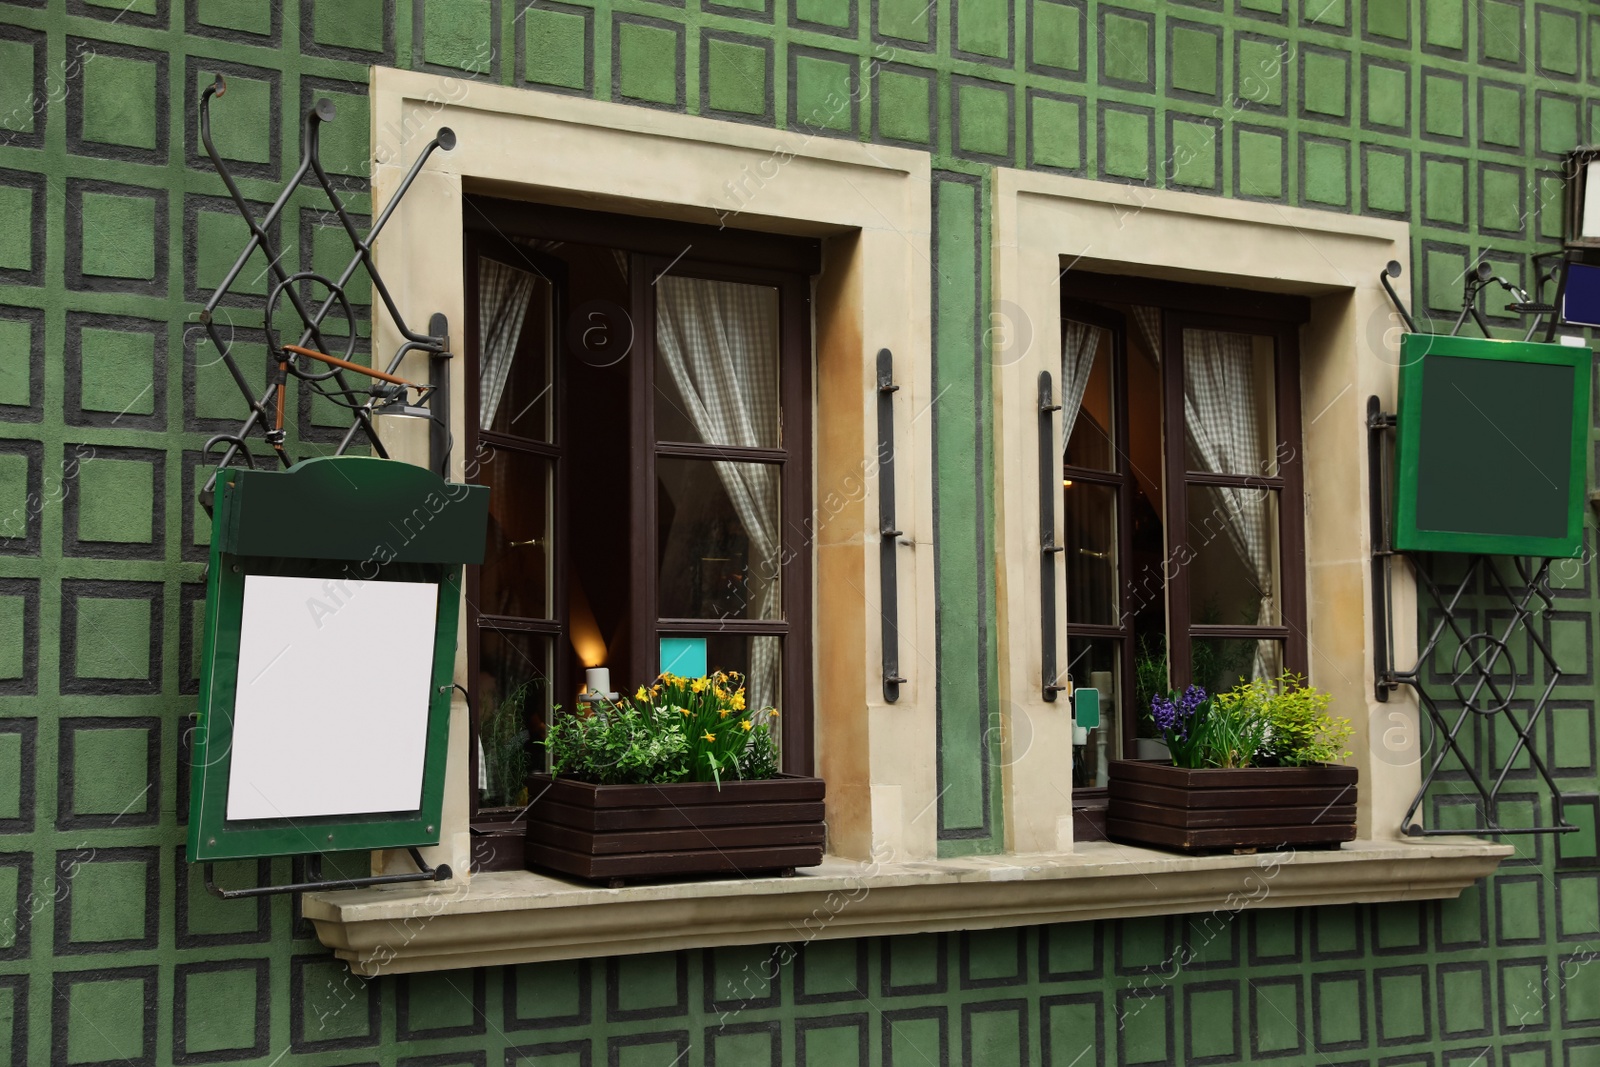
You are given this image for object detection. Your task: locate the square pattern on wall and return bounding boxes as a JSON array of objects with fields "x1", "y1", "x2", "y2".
[{"x1": 0, "y1": 2, "x2": 1594, "y2": 1064}]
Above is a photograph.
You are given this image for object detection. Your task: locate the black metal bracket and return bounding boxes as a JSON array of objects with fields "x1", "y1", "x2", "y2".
[
  {"x1": 1380, "y1": 256, "x2": 1571, "y2": 344},
  {"x1": 1379, "y1": 260, "x2": 1416, "y2": 334},
  {"x1": 203, "y1": 847, "x2": 452, "y2": 900},
  {"x1": 1038, "y1": 371, "x2": 1067, "y2": 702},
  {"x1": 876, "y1": 349, "x2": 907, "y2": 703},
  {"x1": 1367, "y1": 394, "x2": 1577, "y2": 838},
  {"x1": 194, "y1": 75, "x2": 458, "y2": 511}
]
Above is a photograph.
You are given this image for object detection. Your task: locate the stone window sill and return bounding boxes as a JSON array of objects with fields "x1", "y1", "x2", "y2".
[{"x1": 305, "y1": 838, "x2": 1509, "y2": 975}]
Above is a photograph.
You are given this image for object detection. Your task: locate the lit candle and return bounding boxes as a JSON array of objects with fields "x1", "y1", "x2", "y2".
[{"x1": 585, "y1": 668, "x2": 610, "y2": 696}]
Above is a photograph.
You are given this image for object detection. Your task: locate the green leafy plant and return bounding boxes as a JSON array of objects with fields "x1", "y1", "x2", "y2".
[
  {"x1": 543, "y1": 671, "x2": 781, "y2": 787},
  {"x1": 1133, "y1": 634, "x2": 1169, "y2": 725},
  {"x1": 1146, "y1": 673, "x2": 1351, "y2": 770},
  {"x1": 482, "y1": 682, "x2": 532, "y2": 807},
  {"x1": 1216, "y1": 673, "x2": 1354, "y2": 767}
]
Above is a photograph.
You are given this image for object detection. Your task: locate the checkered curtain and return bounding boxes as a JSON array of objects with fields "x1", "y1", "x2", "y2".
[
  {"x1": 1182, "y1": 328, "x2": 1280, "y2": 680},
  {"x1": 477, "y1": 256, "x2": 536, "y2": 431},
  {"x1": 1060, "y1": 319, "x2": 1101, "y2": 453},
  {"x1": 654, "y1": 275, "x2": 782, "y2": 713},
  {"x1": 1131, "y1": 305, "x2": 1162, "y2": 367}
]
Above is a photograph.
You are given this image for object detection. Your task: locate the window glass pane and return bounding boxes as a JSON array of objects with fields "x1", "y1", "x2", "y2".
[
  {"x1": 477, "y1": 629, "x2": 552, "y2": 808},
  {"x1": 1190, "y1": 637, "x2": 1283, "y2": 694},
  {"x1": 659, "y1": 633, "x2": 783, "y2": 757},
  {"x1": 654, "y1": 276, "x2": 780, "y2": 448},
  {"x1": 1063, "y1": 322, "x2": 1115, "y2": 471},
  {"x1": 477, "y1": 256, "x2": 554, "y2": 442},
  {"x1": 657, "y1": 457, "x2": 781, "y2": 620},
  {"x1": 1063, "y1": 481, "x2": 1119, "y2": 625},
  {"x1": 480, "y1": 450, "x2": 553, "y2": 620},
  {"x1": 657, "y1": 633, "x2": 783, "y2": 707},
  {"x1": 1184, "y1": 486, "x2": 1280, "y2": 626},
  {"x1": 1181, "y1": 329, "x2": 1279, "y2": 477},
  {"x1": 1067, "y1": 637, "x2": 1122, "y2": 789}
]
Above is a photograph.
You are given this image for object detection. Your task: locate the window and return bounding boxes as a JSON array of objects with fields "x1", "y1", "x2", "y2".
[
  {"x1": 1058, "y1": 275, "x2": 1309, "y2": 807},
  {"x1": 462, "y1": 201, "x2": 818, "y2": 860}
]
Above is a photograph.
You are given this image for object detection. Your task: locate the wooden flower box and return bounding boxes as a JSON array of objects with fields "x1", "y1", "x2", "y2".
[
  {"x1": 1106, "y1": 759, "x2": 1358, "y2": 854},
  {"x1": 524, "y1": 773, "x2": 826, "y2": 885}
]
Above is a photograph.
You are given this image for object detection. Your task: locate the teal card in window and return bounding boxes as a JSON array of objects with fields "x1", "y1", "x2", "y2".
[{"x1": 661, "y1": 637, "x2": 708, "y2": 678}]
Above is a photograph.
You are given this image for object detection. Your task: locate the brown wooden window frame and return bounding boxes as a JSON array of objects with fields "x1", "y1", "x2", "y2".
[
  {"x1": 461, "y1": 199, "x2": 820, "y2": 844},
  {"x1": 1061, "y1": 272, "x2": 1311, "y2": 830}
]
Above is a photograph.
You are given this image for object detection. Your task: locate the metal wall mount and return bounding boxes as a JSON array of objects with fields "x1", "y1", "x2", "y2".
[
  {"x1": 876, "y1": 349, "x2": 908, "y2": 703},
  {"x1": 1369, "y1": 260, "x2": 1578, "y2": 839},
  {"x1": 1038, "y1": 371, "x2": 1067, "y2": 702}
]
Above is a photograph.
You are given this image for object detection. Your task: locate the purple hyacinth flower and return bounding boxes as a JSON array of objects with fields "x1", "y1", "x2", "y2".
[{"x1": 1151, "y1": 695, "x2": 1177, "y2": 734}]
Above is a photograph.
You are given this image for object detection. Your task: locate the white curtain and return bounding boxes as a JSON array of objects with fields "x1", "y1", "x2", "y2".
[
  {"x1": 654, "y1": 275, "x2": 782, "y2": 712},
  {"x1": 1182, "y1": 329, "x2": 1279, "y2": 679},
  {"x1": 1060, "y1": 319, "x2": 1101, "y2": 452},
  {"x1": 477, "y1": 257, "x2": 536, "y2": 430}
]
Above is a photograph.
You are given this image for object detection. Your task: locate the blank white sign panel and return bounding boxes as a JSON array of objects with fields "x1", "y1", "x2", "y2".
[{"x1": 227, "y1": 575, "x2": 440, "y2": 821}]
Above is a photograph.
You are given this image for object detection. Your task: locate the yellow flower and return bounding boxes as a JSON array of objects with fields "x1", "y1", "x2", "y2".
[
  {"x1": 731, "y1": 692, "x2": 746, "y2": 711},
  {"x1": 769, "y1": 709, "x2": 780, "y2": 717},
  {"x1": 691, "y1": 677, "x2": 710, "y2": 693},
  {"x1": 702, "y1": 731, "x2": 717, "y2": 742},
  {"x1": 739, "y1": 719, "x2": 753, "y2": 732},
  {"x1": 718, "y1": 708, "x2": 731, "y2": 718},
  {"x1": 635, "y1": 686, "x2": 648, "y2": 701},
  {"x1": 677, "y1": 706, "x2": 691, "y2": 716}
]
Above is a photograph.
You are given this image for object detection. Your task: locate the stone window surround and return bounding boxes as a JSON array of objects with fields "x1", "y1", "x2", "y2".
[
  {"x1": 304, "y1": 70, "x2": 1509, "y2": 975},
  {"x1": 988, "y1": 169, "x2": 1450, "y2": 852}
]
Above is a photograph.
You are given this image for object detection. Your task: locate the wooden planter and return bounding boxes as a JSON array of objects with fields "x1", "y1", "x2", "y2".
[
  {"x1": 524, "y1": 773, "x2": 825, "y2": 885},
  {"x1": 1106, "y1": 760, "x2": 1358, "y2": 854}
]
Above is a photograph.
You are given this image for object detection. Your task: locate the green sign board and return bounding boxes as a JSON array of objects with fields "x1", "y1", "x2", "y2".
[
  {"x1": 1393, "y1": 333, "x2": 1592, "y2": 558},
  {"x1": 187, "y1": 457, "x2": 489, "y2": 862}
]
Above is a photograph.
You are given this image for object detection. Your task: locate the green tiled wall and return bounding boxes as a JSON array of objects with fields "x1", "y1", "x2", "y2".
[{"x1": 0, "y1": 0, "x2": 1597, "y2": 1062}]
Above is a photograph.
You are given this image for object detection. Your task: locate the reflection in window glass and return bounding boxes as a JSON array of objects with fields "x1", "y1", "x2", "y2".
[
  {"x1": 656, "y1": 458, "x2": 781, "y2": 621},
  {"x1": 654, "y1": 277, "x2": 780, "y2": 448},
  {"x1": 1184, "y1": 486, "x2": 1280, "y2": 627},
  {"x1": 477, "y1": 256, "x2": 554, "y2": 442},
  {"x1": 1191, "y1": 637, "x2": 1280, "y2": 695},
  {"x1": 1064, "y1": 481, "x2": 1119, "y2": 626},
  {"x1": 477, "y1": 630, "x2": 552, "y2": 808},
  {"x1": 479, "y1": 450, "x2": 553, "y2": 620}
]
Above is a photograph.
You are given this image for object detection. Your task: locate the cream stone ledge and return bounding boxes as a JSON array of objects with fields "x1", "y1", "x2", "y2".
[{"x1": 307, "y1": 839, "x2": 1510, "y2": 975}]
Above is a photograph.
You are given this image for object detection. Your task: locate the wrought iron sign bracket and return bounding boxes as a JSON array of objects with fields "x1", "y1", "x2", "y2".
[
  {"x1": 876, "y1": 349, "x2": 908, "y2": 703},
  {"x1": 1367, "y1": 394, "x2": 1577, "y2": 839},
  {"x1": 194, "y1": 74, "x2": 458, "y2": 513},
  {"x1": 183, "y1": 78, "x2": 469, "y2": 900},
  {"x1": 204, "y1": 848, "x2": 452, "y2": 900}
]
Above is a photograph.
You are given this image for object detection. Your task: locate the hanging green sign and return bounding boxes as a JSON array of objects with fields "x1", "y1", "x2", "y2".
[
  {"x1": 1393, "y1": 333, "x2": 1592, "y2": 558},
  {"x1": 187, "y1": 456, "x2": 488, "y2": 862}
]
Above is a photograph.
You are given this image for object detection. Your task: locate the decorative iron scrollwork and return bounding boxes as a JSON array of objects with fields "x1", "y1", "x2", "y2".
[
  {"x1": 194, "y1": 75, "x2": 456, "y2": 512},
  {"x1": 1368, "y1": 260, "x2": 1579, "y2": 837}
]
